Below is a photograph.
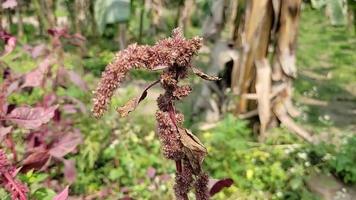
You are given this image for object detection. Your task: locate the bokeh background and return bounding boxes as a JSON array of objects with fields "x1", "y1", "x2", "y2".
[{"x1": 0, "y1": 0, "x2": 355, "y2": 199}]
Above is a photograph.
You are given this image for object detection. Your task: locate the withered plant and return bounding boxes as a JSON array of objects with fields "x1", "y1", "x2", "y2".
[{"x1": 92, "y1": 28, "x2": 222, "y2": 199}]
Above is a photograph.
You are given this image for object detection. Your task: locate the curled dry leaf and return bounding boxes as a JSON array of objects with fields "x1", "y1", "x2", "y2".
[
  {"x1": 6, "y1": 105, "x2": 58, "y2": 129},
  {"x1": 117, "y1": 80, "x2": 159, "y2": 117},
  {"x1": 117, "y1": 97, "x2": 143, "y2": 117},
  {"x1": 178, "y1": 128, "x2": 207, "y2": 174},
  {"x1": 191, "y1": 66, "x2": 221, "y2": 81}
]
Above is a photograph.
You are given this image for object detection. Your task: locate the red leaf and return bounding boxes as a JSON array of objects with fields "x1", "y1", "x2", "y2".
[
  {"x1": 55, "y1": 68, "x2": 88, "y2": 91},
  {"x1": 63, "y1": 159, "x2": 76, "y2": 184},
  {"x1": 47, "y1": 28, "x2": 68, "y2": 38},
  {"x1": 59, "y1": 96, "x2": 87, "y2": 114},
  {"x1": 61, "y1": 104, "x2": 77, "y2": 114},
  {"x1": 1, "y1": 0, "x2": 17, "y2": 9},
  {"x1": 21, "y1": 57, "x2": 51, "y2": 88},
  {"x1": 31, "y1": 44, "x2": 47, "y2": 58},
  {"x1": 208, "y1": 178, "x2": 233, "y2": 196},
  {"x1": 49, "y1": 131, "x2": 82, "y2": 158},
  {"x1": 0, "y1": 126, "x2": 12, "y2": 141},
  {"x1": 146, "y1": 167, "x2": 156, "y2": 178},
  {"x1": 41, "y1": 93, "x2": 57, "y2": 108},
  {"x1": 6, "y1": 105, "x2": 58, "y2": 129},
  {"x1": 67, "y1": 70, "x2": 88, "y2": 91},
  {"x1": 53, "y1": 186, "x2": 69, "y2": 200},
  {"x1": 0, "y1": 30, "x2": 16, "y2": 56},
  {"x1": 21, "y1": 150, "x2": 50, "y2": 172}
]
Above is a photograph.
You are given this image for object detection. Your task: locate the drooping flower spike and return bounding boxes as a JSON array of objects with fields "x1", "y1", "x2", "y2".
[{"x1": 93, "y1": 28, "x2": 226, "y2": 200}]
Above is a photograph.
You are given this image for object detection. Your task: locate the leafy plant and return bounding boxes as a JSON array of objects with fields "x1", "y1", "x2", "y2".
[
  {"x1": 0, "y1": 28, "x2": 87, "y2": 199},
  {"x1": 330, "y1": 136, "x2": 356, "y2": 184},
  {"x1": 203, "y1": 115, "x2": 319, "y2": 199}
]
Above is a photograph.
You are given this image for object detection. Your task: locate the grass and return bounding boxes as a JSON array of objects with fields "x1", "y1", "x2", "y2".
[{"x1": 294, "y1": 5, "x2": 356, "y2": 135}]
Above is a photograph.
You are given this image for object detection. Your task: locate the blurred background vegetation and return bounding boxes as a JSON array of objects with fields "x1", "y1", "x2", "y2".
[{"x1": 0, "y1": 0, "x2": 355, "y2": 199}]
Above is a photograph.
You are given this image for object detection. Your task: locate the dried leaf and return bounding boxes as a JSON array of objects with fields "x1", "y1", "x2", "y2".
[
  {"x1": 117, "y1": 97, "x2": 142, "y2": 117},
  {"x1": 208, "y1": 178, "x2": 234, "y2": 196},
  {"x1": 49, "y1": 131, "x2": 82, "y2": 158},
  {"x1": 53, "y1": 186, "x2": 69, "y2": 200},
  {"x1": 178, "y1": 128, "x2": 207, "y2": 174},
  {"x1": 7, "y1": 105, "x2": 58, "y2": 129},
  {"x1": 191, "y1": 66, "x2": 221, "y2": 81},
  {"x1": 117, "y1": 80, "x2": 159, "y2": 117}
]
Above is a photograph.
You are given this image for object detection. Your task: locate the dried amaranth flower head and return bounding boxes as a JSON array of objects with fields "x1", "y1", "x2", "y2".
[
  {"x1": 92, "y1": 28, "x2": 202, "y2": 118},
  {"x1": 92, "y1": 28, "x2": 220, "y2": 200}
]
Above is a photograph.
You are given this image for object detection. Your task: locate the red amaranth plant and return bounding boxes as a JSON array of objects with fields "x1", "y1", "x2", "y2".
[
  {"x1": 0, "y1": 29, "x2": 85, "y2": 199},
  {"x1": 93, "y1": 28, "x2": 226, "y2": 199},
  {"x1": 0, "y1": 149, "x2": 28, "y2": 200}
]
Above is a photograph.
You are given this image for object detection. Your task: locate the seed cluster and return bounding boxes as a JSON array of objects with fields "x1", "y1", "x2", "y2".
[{"x1": 93, "y1": 28, "x2": 211, "y2": 200}]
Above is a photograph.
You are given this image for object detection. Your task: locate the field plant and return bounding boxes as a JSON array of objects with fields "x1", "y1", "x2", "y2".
[
  {"x1": 0, "y1": 28, "x2": 85, "y2": 200},
  {"x1": 92, "y1": 28, "x2": 232, "y2": 200}
]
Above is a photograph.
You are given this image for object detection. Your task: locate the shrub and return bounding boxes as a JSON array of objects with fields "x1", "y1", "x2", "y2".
[{"x1": 330, "y1": 136, "x2": 356, "y2": 184}]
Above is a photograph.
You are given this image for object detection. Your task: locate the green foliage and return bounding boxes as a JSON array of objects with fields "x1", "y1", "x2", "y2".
[
  {"x1": 19, "y1": 171, "x2": 56, "y2": 200},
  {"x1": 203, "y1": 115, "x2": 319, "y2": 199},
  {"x1": 83, "y1": 50, "x2": 114, "y2": 76},
  {"x1": 8, "y1": 88, "x2": 45, "y2": 105},
  {"x1": 71, "y1": 115, "x2": 174, "y2": 199},
  {"x1": 330, "y1": 136, "x2": 356, "y2": 184}
]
